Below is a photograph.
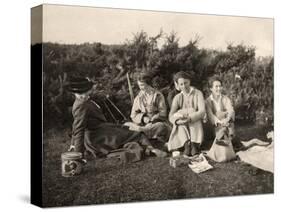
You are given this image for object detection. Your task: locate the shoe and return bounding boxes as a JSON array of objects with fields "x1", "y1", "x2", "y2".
[
  {"x1": 151, "y1": 149, "x2": 167, "y2": 158},
  {"x1": 191, "y1": 143, "x2": 200, "y2": 156},
  {"x1": 184, "y1": 141, "x2": 191, "y2": 156},
  {"x1": 161, "y1": 142, "x2": 169, "y2": 152},
  {"x1": 215, "y1": 139, "x2": 229, "y2": 146},
  {"x1": 232, "y1": 137, "x2": 244, "y2": 151},
  {"x1": 145, "y1": 147, "x2": 152, "y2": 156},
  {"x1": 81, "y1": 158, "x2": 87, "y2": 165}
]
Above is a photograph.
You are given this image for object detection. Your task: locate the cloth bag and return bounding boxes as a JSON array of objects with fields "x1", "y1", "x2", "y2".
[
  {"x1": 207, "y1": 127, "x2": 236, "y2": 162},
  {"x1": 107, "y1": 142, "x2": 144, "y2": 164},
  {"x1": 168, "y1": 124, "x2": 190, "y2": 151}
]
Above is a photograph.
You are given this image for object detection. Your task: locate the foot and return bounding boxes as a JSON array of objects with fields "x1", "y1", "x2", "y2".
[
  {"x1": 215, "y1": 139, "x2": 229, "y2": 146},
  {"x1": 151, "y1": 149, "x2": 167, "y2": 158}
]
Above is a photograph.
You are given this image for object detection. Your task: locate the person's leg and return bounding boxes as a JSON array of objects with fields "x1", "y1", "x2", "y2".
[
  {"x1": 201, "y1": 122, "x2": 215, "y2": 150},
  {"x1": 228, "y1": 123, "x2": 244, "y2": 151},
  {"x1": 150, "y1": 122, "x2": 172, "y2": 143},
  {"x1": 191, "y1": 142, "x2": 200, "y2": 156},
  {"x1": 215, "y1": 126, "x2": 226, "y2": 141},
  {"x1": 187, "y1": 122, "x2": 202, "y2": 156},
  {"x1": 138, "y1": 133, "x2": 167, "y2": 157},
  {"x1": 183, "y1": 140, "x2": 191, "y2": 156}
]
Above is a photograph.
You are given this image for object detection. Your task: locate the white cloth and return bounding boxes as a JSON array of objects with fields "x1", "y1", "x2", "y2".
[
  {"x1": 237, "y1": 139, "x2": 273, "y2": 173},
  {"x1": 168, "y1": 124, "x2": 190, "y2": 151}
]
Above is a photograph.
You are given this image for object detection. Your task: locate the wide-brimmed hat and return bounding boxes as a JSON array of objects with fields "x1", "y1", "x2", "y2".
[{"x1": 65, "y1": 77, "x2": 94, "y2": 94}]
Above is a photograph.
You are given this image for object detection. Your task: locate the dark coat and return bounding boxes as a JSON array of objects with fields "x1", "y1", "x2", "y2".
[{"x1": 71, "y1": 98, "x2": 145, "y2": 157}]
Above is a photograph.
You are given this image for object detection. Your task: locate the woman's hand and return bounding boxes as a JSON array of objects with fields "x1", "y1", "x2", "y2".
[
  {"x1": 177, "y1": 109, "x2": 189, "y2": 118},
  {"x1": 216, "y1": 111, "x2": 228, "y2": 120},
  {"x1": 220, "y1": 118, "x2": 230, "y2": 127},
  {"x1": 214, "y1": 119, "x2": 222, "y2": 127},
  {"x1": 143, "y1": 116, "x2": 151, "y2": 124},
  {"x1": 175, "y1": 118, "x2": 190, "y2": 125},
  {"x1": 150, "y1": 114, "x2": 160, "y2": 122}
]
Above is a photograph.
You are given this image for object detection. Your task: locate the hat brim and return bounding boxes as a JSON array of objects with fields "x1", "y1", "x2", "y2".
[{"x1": 65, "y1": 81, "x2": 93, "y2": 94}]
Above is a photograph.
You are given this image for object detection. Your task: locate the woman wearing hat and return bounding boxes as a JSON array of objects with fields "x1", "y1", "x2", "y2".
[
  {"x1": 126, "y1": 72, "x2": 171, "y2": 144},
  {"x1": 66, "y1": 77, "x2": 167, "y2": 159},
  {"x1": 167, "y1": 71, "x2": 206, "y2": 156}
]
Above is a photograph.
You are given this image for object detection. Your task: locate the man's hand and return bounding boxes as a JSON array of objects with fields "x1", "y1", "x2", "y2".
[{"x1": 68, "y1": 145, "x2": 75, "y2": 152}]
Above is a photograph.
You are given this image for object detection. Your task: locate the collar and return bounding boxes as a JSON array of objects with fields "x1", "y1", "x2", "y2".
[
  {"x1": 210, "y1": 93, "x2": 222, "y2": 102},
  {"x1": 181, "y1": 86, "x2": 194, "y2": 96},
  {"x1": 76, "y1": 95, "x2": 90, "y2": 102},
  {"x1": 140, "y1": 86, "x2": 155, "y2": 96}
]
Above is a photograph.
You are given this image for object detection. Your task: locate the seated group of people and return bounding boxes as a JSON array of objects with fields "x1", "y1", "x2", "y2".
[{"x1": 66, "y1": 71, "x2": 235, "y2": 161}]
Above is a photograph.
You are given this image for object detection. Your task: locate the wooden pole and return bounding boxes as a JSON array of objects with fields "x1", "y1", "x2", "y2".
[{"x1": 127, "y1": 72, "x2": 134, "y2": 105}]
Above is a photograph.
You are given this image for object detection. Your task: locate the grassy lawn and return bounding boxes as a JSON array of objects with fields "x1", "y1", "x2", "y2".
[{"x1": 42, "y1": 124, "x2": 273, "y2": 207}]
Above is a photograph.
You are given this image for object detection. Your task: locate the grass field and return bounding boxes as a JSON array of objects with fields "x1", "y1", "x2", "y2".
[{"x1": 42, "y1": 124, "x2": 273, "y2": 207}]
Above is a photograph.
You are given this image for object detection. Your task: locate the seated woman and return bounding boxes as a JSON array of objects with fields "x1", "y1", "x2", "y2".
[
  {"x1": 168, "y1": 71, "x2": 205, "y2": 156},
  {"x1": 205, "y1": 76, "x2": 235, "y2": 142},
  {"x1": 125, "y1": 72, "x2": 171, "y2": 143},
  {"x1": 66, "y1": 77, "x2": 167, "y2": 160}
]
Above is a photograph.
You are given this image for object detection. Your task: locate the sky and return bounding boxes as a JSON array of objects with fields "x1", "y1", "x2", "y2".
[{"x1": 32, "y1": 4, "x2": 274, "y2": 57}]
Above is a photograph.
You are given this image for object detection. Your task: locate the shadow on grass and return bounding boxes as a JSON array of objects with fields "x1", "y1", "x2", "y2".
[{"x1": 41, "y1": 125, "x2": 273, "y2": 207}]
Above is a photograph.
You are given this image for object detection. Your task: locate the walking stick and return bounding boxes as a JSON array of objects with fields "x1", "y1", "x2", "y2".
[
  {"x1": 103, "y1": 100, "x2": 118, "y2": 123},
  {"x1": 106, "y1": 96, "x2": 127, "y2": 121},
  {"x1": 127, "y1": 72, "x2": 134, "y2": 105}
]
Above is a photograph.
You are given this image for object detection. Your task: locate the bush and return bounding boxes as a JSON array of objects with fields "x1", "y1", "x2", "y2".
[{"x1": 38, "y1": 31, "x2": 273, "y2": 128}]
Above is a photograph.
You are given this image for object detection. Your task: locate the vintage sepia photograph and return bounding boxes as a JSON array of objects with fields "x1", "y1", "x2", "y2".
[{"x1": 31, "y1": 4, "x2": 274, "y2": 207}]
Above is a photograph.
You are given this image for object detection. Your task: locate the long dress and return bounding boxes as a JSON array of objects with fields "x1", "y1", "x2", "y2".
[
  {"x1": 70, "y1": 98, "x2": 149, "y2": 157},
  {"x1": 168, "y1": 87, "x2": 205, "y2": 151},
  {"x1": 127, "y1": 88, "x2": 171, "y2": 143}
]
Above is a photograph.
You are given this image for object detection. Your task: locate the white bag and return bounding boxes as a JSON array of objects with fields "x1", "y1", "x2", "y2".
[{"x1": 207, "y1": 138, "x2": 236, "y2": 162}]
